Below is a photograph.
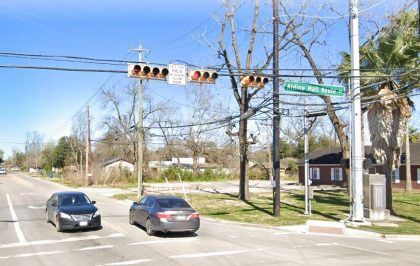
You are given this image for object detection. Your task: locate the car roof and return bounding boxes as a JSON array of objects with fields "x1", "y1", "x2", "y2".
[
  {"x1": 146, "y1": 195, "x2": 186, "y2": 200},
  {"x1": 54, "y1": 191, "x2": 87, "y2": 196}
]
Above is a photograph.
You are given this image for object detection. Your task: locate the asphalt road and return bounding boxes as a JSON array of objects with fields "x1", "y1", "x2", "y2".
[{"x1": 1, "y1": 172, "x2": 419, "y2": 266}]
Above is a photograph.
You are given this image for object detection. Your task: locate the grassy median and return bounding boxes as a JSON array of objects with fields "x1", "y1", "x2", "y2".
[{"x1": 113, "y1": 189, "x2": 420, "y2": 235}]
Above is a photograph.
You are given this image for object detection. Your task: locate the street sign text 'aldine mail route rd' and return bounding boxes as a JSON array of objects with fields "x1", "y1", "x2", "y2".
[{"x1": 285, "y1": 81, "x2": 345, "y2": 97}]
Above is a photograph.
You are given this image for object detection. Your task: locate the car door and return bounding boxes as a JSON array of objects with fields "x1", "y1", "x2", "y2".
[
  {"x1": 50, "y1": 194, "x2": 59, "y2": 222},
  {"x1": 134, "y1": 197, "x2": 148, "y2": 225}
]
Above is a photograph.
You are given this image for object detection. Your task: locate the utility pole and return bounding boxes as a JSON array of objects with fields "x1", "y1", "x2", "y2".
[
  {"x1": 405, "y1": 124, "x2": 412, "y2": 192},
  {"x1": 85, "y1": 104, "x2": 93, "y2": 186},
  {"x1": 272, "y1": 0, "x2": 281, "y2": 216},
  {"x1": 349, "y1": 0, "x2": 364, "y2": 221},
  {"x1": 130, "y1": 44, "x2": 151, "y2": 199},
  {"x1": 304, "y1": 99, "x2": 311, "y2": 215}
]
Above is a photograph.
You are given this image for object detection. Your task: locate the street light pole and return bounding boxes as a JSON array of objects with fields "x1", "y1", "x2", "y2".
[{"x1": 349, "y1": 0, "x2": 364, "y2": 221}]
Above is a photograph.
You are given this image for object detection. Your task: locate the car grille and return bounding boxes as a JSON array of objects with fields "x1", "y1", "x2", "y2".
[{"x1": 71, "y1": 214, "x2": 92, "y2": 221}]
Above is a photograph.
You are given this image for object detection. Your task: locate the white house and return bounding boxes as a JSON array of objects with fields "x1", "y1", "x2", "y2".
[
  {"x1": 171, "y1": 157, "x2": 205, "y2": 165},
  {"x1": 103, "y1": 158, "x2": 134, "y2": 172}
]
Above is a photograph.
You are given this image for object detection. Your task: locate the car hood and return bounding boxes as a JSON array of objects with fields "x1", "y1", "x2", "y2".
[{"x1": 59, "y1": 204, "x2": 97, "y2": 215}]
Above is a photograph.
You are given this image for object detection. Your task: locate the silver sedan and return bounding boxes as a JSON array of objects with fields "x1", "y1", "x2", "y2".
[{"x1": 129, "y1": 195, "x2": 200, "y2": 236}]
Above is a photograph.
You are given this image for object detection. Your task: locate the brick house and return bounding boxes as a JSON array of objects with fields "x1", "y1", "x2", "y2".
[{"x1": 297, "y1": 143, "x2": 420, "y2": 189}]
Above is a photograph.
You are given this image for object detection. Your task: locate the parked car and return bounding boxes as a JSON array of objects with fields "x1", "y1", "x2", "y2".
[
  {"x1": 45, "y1": 191, "x2": 101, "y2": 232},
  {"x1": 129, "y1": 195, "x2": 200, "y2": 236},
  {"x1": 0, "y1": 168, "x2": 6, "y2": 175}
]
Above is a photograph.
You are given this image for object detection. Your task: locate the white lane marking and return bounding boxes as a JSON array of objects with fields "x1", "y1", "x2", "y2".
[
  {"x1": 377, "y1": 239, "x2": 394, "y2": 244},
  {"x1": 100, "y1": 259, "x2": 152, "y2": 265},
  {"x1": 6, "y1": 193, "x2": 27, "y2": 243},
  {"x1": 19, "y1": 193, "x2": 40, "y2": 196},
  {"x1": 315, "y1": 242, "x2": 386, "y2": 255},
  {"x1": 0, "y1": 250, "x2": 66, "y2": 259},
  {"x1": 273, "y1": 232, "x2": 293, "y2": 235},
  {"x1": 127, "y1": 238, "x2": 197, "y2": 246},
  {"x1": 28, "y1": 205, "x2": 45, "y2": 209},
  {"x1": 170, "y1": 249, "x2": 247, "y2": 259},
  {"x1": 80, "y1": 245, "x2": 114, "y2": 251},
  {"x1": 0, "y1": 233, "x2": 124, "y2": 249},
  {"x1": 228, "y1": 235, "x2": 239, "y2": 238}
]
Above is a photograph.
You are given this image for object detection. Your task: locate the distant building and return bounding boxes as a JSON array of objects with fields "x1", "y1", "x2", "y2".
[
  {"x1": 103, "y1": 158, "x2": 134, "y2": 172},
  {"x1": 297, "y1": 144, "x2": 420, "y2": 189}
]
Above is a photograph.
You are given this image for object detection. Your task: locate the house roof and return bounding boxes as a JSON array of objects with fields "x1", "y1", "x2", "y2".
[
  {"x1": 297, "y1": 143, "x2": 420, "y2": 165},
  {"x1": 102, "y1": 158, "x2": 132, "y2": 167}
]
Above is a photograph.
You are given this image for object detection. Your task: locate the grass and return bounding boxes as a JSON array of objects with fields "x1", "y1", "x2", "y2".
[
  {"x1": 357, "y1": 191, "x2": 420, "y2": 235},
  {"x1": 112, "y1": 189, "x2": 420, "y2": 234},
  {"x1": 113, "y1": 189, "x2": 350, "y2": 227}
]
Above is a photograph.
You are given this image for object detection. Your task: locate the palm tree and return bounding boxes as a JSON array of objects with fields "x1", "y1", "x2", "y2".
[{"x1": 338, "y1": 10, "x2": 419, "y2": 212}]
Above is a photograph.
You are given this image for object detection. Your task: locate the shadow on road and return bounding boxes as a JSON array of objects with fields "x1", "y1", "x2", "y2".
[{"x1": 131, "y1": 223, "x2": 197, "y2": 238}]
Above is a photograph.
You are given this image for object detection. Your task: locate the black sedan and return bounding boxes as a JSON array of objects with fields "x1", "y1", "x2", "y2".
[
  {"x1": 129, "y1": 195, "x2": 200, "y2": 236},
  {"x1": 46, "y1": 191, "x2": 101, "y2": 232}
]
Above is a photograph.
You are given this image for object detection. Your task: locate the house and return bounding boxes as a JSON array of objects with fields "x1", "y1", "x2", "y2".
[
  {"x1": 148, "y1": 157, "x2": 206, "y2": 172},
  {"x1": 103, "y1": 158, "x2": 134, "y2": 172},
  {"x1": 297, "y1": 143, "x2": 420, "y2": 189}
]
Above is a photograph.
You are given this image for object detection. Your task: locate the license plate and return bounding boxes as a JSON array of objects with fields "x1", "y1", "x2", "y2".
[
  {"x1": 176, "y1": 216, "x2": 186, "y2": 220},
  {"x1": 79, "y1": 221, "x2": 88, "y2": 226}
]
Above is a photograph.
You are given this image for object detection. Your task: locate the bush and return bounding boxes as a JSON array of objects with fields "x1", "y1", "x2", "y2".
[{"x1": 159, "y1": 166, "x2": 228, "y2": 182}]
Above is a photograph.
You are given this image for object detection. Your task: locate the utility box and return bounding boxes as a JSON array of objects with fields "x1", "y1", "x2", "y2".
[{"x1": 363, "y1": 173, "x2": 389, "y2": 220}]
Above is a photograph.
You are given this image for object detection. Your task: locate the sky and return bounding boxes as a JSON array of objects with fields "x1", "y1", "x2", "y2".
[{"x1": 0, "y1": 0, "x2": 416, "y2": 159}]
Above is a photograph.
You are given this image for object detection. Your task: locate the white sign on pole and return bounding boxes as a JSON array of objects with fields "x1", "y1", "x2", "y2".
[{"x1": 168, "y1": 64, "x2": 186, "y2": 85}]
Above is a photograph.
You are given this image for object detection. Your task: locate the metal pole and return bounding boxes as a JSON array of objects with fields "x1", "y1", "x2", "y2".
[
  {"x1": 349, "y1": 0, "x2": 364, "y2": 221},
  {"x1": 272, "y1": 0, "x2": 280, "y2": 216},
  {"x1": 137, "y1": 44, "x2": 144, "y2": 199},
  {"x1": 304, "y1": 99, "x2": 310, "y2": 215}
]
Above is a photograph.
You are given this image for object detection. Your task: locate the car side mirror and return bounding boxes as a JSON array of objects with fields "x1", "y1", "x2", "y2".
[
  {"x1": 133, "y1": 202, "x2": 138, "y2": 205},
  {"x1": 52, "y1": 202, "x2": 57, "y2": 207},
  {"x1": 91, "y1": 201, "x2": 96, "y2": 204}
]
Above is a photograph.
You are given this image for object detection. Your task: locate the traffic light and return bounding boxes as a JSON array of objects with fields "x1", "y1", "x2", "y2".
[
  {"x1": 188, "y1": 69, "x2": 218, "y2": 84},
  {"x1": 240, "y1": 75, "x2": 269, "y2": 88},
  {"x1": 128, "y1": 63, "x2": 169, "y2": 81}
]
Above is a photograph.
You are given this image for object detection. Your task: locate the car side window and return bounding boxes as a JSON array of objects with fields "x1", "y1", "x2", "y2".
[
  {"x1": 52, "y1": 194, "x2": 58, "y2": 205},
  {"x1": 139, "y1": 197, "x2": 147, "y2": 206},
  {"x1": 145, "y1": 198, "x2": 154, "y2": 208}
]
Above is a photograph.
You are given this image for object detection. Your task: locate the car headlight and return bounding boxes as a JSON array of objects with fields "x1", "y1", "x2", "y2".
[
  {"x1": 93, "y1": 210, "x2": 100, "y2": 217},
  {"x1": 60, "y1": 212, "x2": 72, "y2": 219}
]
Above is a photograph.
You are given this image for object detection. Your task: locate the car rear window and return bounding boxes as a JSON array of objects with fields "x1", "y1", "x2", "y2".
[{"x1": 157, "y1": 198, "x2": 191, "y2": 208}]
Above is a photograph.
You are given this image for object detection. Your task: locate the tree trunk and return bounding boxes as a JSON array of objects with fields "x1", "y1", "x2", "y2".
[{"x1": 405, "y1": 125, "x2": 412, "y2": 192}]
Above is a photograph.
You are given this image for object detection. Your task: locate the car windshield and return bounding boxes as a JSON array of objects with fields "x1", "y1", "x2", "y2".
[
  {"x1": 59, "y1": 194, "x2": 91, "y2": 206},
  {"x1": 157, "y1": 198, "x2": 191, "y2": 208}
]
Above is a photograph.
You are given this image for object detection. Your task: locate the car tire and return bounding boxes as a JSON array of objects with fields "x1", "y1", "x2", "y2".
[
  {"x1": 129, "y1": 211, "x2": 134, "y2": 225},
  {"x1": 55, "y1": 216, "x2": 62, "y2": 232},
  {"x1": 145, "y1": 218, "x2": 154, "y2": 236},
  {"x1": 45, "y1": 210, "x2": 50, "y2": 223}
]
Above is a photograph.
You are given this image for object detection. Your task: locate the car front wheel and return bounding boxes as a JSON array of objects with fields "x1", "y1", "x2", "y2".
[
  {"x1": 129, "y1": 211, "x2": 134, "y2": 225},
  {"x1": 55, "y1": 216, "x2": 62, "y2": 232},
  {"x1": 45, "y1": 210, "x2": 50, "y2": 223}
]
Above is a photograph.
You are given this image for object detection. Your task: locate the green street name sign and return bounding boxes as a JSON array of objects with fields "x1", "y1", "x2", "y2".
[{"x1": 284, "y1": 81, "x2": 345, "y2": 97}]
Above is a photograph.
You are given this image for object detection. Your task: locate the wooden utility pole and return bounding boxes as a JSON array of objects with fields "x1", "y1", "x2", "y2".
[
  {"x1": 85, "y1": 104, "x2": 93, "y2": 186},
  {"x1": 130, "y1": 43, "x2": 151, "y2": 199},
  {"x1": 272, "y1": 0, "x2": 281, "y2": 216}
]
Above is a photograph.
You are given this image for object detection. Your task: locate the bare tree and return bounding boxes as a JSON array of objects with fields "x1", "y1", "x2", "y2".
[
  {"x1": 70, "y1": 111, "x2": 86, "y2": 176},
  {"x1": 217, "y1": 0, "x2": 279, "y2": 200},
  {"x1": 25, "y1": 131, "x2": 44, "y2": 171}
]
